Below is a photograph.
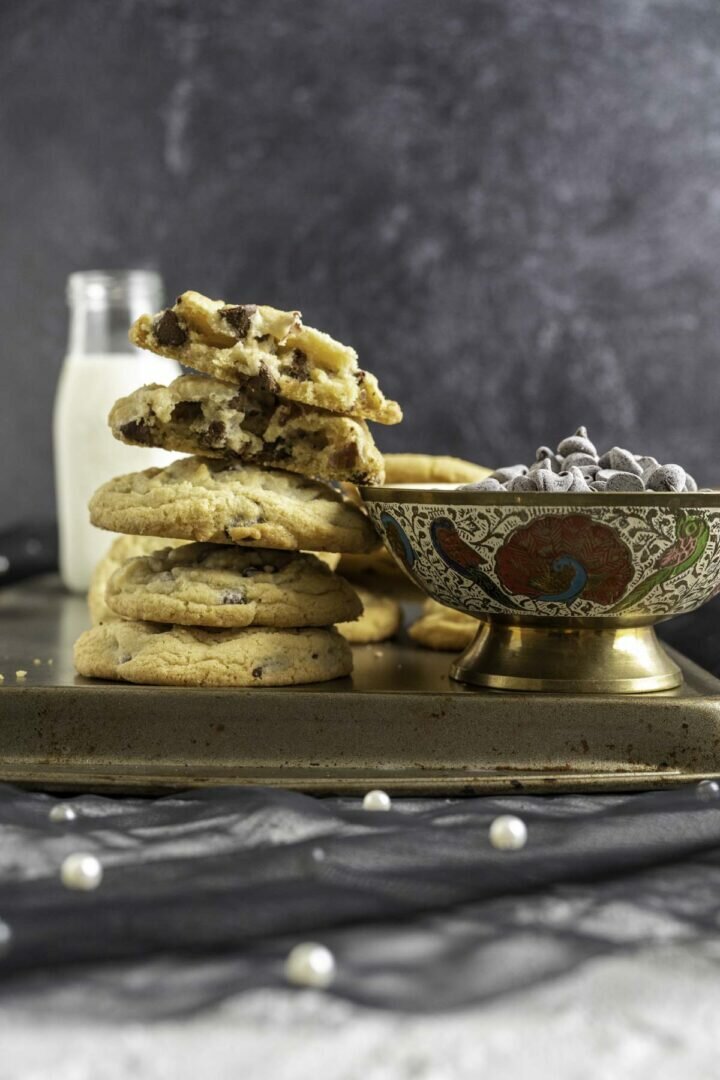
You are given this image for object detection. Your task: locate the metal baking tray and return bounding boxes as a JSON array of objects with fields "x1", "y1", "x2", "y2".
[{"x1": 1, "y1": 577, "x2": 719, "y2": 794}]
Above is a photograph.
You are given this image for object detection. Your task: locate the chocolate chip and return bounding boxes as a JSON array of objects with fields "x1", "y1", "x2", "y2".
[
  {"x1": 270, "y1": 438, "x2": 292, "y2": 461},
  {"x1": 119, "y1": 419, "x2": 154, "y2": 445},
  {"x1": 274, "y1": 402, "x2": 304, "y2": 427},
  {"x1": 153, "y1": 309, "x2": 187, "y2": 347},
  {"x1": 355, "y1": 370, "x2": 367, "y2": 385},
  {"x1": 255, "y1": 361, "x2": 280, "y2": 394},
  {"x1": 311, "y1": 653, "x2": 319, "y2": 659},
  {"x1": 557, "y1": 433, "x2": 597, "y2": 457},
  {"x1": 597, "y1": 447, "x2": 643, "y2": 476},
  {"x1": 604, "y1": 471, "x2": 645, "y2": 492},
  {"x1": 228, "y1": 367, "x2": 279, "y2": 399},
  {"x1": 284, "y1": 349, "x2": 310, "y2": 381},
  {"x1": 240, "y1": 414, "x2": 272, "y2": 438},
  {"x1": 330, "y1": 443, "x2": 359, "y2": 472},
  {"x1": 646, "y1": 464, "x2": 686, "y2": 492},
  {"x1": 219, "y1": 304, "x2": 257, "y2": 338},
  {"x1": 529, "y1": 458, "x2": 553, "y2": 474},
  {"x1": 491, "y1": 465, "x2": 528, "y2": 482},
  {"x1": 198, "y1": 420, "x2": 227, "y2": 447},
  {"x1": 239, "y1": 401, "x2": 272, "y2": 437},
  {"x1": 171, "y1": 400, "x2": 204, "y2": 423},
  {"x1": 221, "y1": 591, "x2": 246, "y2": 605},
  {"x1": 562, "y1": 452, "x2": 597, "y2": 470},
  {"x1": 252, "y1": 666, "x2": 263, "y2": 678}
]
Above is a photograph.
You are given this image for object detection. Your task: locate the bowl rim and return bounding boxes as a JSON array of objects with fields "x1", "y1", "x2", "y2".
[{"x1": 359, "y1": 484, "x2": 720, "y2": 507}]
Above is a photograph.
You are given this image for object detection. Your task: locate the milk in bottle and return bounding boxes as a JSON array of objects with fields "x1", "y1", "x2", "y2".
[{"x1": 53, "y1": 270, "x2": 180, "y2": 591}]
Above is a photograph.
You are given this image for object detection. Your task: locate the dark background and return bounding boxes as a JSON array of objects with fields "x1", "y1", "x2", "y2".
[{"x1": 2, "y1": 0, "x2": 720, "y2": 528}]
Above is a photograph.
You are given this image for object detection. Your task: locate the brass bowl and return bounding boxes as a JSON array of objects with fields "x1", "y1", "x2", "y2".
[{"x1": 359, "y1": 485, "x2": 720, "y2": 694}]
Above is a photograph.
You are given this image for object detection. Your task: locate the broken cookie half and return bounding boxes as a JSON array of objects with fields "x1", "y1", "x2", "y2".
[
  {"x1": 110, "y1": 374, "x2": 386, "y2": 484},
  {"x1": 129, "y1": 290, "x2": 402, "y2": 425}
]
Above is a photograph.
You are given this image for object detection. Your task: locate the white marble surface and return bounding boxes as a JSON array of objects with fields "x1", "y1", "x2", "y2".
[{"x1": 1, "y1": 942, "x2": 718, "y2": 1080}]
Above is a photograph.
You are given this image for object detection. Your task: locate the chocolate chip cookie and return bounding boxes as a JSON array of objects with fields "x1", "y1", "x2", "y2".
[
  {"x1": 129, "y1": 290, "x2": 401, "y2": 425},
  {"x1": 74, "y1": 621, "x2": 353, "y2": 686},
  {"x1": 336, "y1": 586, "x2": 402, "y2": 644},
  {"x1": 89, "y1": 456, "x2": 379, "y2": 553},
  {"x1": 88, "y1": 534, "x2": 187, "y2": 624},
  {"x1": 408, "y1": 599, "x2": 480, "y2": 651},
  {"x1": 105, "y1": 543, "x2": 362, "y2": 628},
  {"x1": 382, "y1": 454, "x2": 493, "y2": 485},
  {"x1": 110, "y1": 374, "x2": 385, "y2": 484}
]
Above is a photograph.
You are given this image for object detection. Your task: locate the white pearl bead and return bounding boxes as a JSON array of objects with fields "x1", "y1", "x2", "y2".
[
  {"x1": 60, "y1": 853, "x2": 103, "y2": 891},
  {"x1": 285, "y1": 942, "x2": 336, "y2": 989},
  {"x1": 489, "y1": 814, "x2": 528, "y2": 851},
  {"x1": 697, "y1": 779, "x2": 720, "y2": 800},
  {"x1": 362, "y1": 789, "x2": 392, "y2": 811},
  {"x1": 49, "y1": 803, "x2": 77, "y2": 823}
]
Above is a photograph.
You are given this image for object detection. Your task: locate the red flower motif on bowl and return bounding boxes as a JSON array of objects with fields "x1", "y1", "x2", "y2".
[{"x1": 495, "y1": 514, "x2": 633, "y2": 606}]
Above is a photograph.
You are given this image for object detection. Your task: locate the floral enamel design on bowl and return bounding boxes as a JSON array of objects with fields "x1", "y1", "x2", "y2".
[{"x1": 360, "y1": 487, "x2": 720, "y2": 693}]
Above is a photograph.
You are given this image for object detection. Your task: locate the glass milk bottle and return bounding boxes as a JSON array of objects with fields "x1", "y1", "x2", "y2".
[{"x1": 53, "y1": 270, "x2": 180, "y2": 592}]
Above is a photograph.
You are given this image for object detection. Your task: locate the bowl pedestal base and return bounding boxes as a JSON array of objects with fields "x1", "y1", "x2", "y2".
[{"x1": 451, "y1": 621, "x2": 682, "y2": 694}]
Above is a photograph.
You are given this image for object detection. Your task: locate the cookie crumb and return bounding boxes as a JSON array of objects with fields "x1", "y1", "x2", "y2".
[
  {"x1": 32, "y1": 658, "x2": 42, "y2": 666},
  {"x1": 47, "y1": 658, "x2": 54, "y2": 666},
  {"x1": 0, "y1": 674, "x2": 4, "y2": 683},
  {"x1": 373, "y1": 649, "x2": 383, "y2": 658},
  {"x1": 15, "y1": 670, "x2": 27, "y2": 679}
]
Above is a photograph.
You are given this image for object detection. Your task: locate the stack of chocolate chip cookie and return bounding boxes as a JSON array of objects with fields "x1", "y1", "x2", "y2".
[{"x1": 74, "y1": 291, "x2": 402, "y2": 687}]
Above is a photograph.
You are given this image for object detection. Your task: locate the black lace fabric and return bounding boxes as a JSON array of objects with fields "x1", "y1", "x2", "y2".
[{"x1": 0, "y1": 782, "x2": 719, "y2": 1018}]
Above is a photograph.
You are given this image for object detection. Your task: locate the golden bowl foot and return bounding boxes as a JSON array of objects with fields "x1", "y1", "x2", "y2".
[{"x1": 450, "y1": 622, "x2": 682, "y2": 694}]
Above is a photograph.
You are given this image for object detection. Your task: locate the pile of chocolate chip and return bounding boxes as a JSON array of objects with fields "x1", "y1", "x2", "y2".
[{"x1": 462, "y1": 428, "x2": 698, "y2": 494}]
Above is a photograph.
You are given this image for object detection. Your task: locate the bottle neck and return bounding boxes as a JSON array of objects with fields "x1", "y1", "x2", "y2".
[
  {"x1": 65, "y1": 270, "x2": 163, "y2": 357},
  {"x1": 67, "y1": 302, "x2": 139, "y2": 356}
]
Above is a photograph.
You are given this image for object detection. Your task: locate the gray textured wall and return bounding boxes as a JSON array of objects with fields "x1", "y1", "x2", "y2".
[{"x1": 2, "y1": 0, "x2": 720, "y2": 528}]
